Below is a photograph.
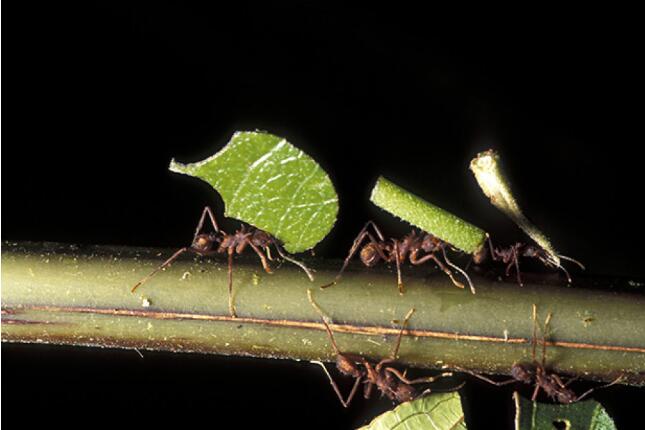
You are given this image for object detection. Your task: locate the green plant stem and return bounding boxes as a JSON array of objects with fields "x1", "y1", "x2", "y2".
[{"x1": 2, "y1": 241, "x2": 644, "y2": 386}]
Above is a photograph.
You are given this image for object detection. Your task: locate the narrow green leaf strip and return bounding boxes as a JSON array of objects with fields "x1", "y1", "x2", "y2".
[{"x1": 370, "y1": 176, "x2": 486, "y2": 254}]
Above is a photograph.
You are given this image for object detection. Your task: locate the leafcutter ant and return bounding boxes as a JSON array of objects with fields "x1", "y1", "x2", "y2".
[
  {"x1": 472, "y1": 236, "x2": 585, "y2": 287},
  {"x1": 321, "y1": 221, "x2": 474, "y2": 294},
  {"x1": 450, "y1": 304, "x2": 623, "y2": 403},
  {"x1": 309, "y1": 299, "x2": 454, "y2": 407},
  {"x1": 131, "y1": 206, "x2": 314, "y2": 317}
]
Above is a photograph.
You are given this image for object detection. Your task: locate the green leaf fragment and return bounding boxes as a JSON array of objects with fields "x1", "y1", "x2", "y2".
[
  {"x1": 514, "y1": 392, "x2": 617, "y2": 430},
  {"x1": 370, "y1": 176, "x2": 487, "y2": 254},
  {"x1": 169, "y1": 131, "x2": 338, "y2": 253},
  {"x1": 358, "y1": 392, "x2": 467, "y2": 430},
  {"x1": 470, "y1": 149, "x2": 560, "y2": 266}
]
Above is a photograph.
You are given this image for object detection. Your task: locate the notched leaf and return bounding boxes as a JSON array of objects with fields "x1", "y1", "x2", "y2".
[
  {"x1": 514, "y1": 392, "x2": 616, "y2": 430},
  {"x1": 358, "y1": 392, "x2": 467, "y2": 430},
  {"x1": 169, "y1": 131, "x2": 338, "y2": 253}
]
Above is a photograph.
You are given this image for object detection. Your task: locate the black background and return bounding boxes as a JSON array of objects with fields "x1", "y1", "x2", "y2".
[{"x1": 3, "y1": 3, "x2": 645, "y2": 429}]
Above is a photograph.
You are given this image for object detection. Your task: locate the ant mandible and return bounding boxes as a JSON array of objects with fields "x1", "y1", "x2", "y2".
[
  {"x1": 321, "y1": 221, "x2": 475, "y2": 294},
  {"x1": 131, "y1": 206, "x2": 314, "y2": 317},
  {"x1": 451, "y1": 304, "x2": 623, "y2": 403},
  {"x1": 472, "y1": 236, "x2": 585, "y2": 287},
  {"x1": 309, "y1": 299, "x2": 453, "y2": 407}
]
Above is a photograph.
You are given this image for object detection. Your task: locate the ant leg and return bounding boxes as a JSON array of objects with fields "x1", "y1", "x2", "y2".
[
  {"x1": 227, "y1": 247, "x2": 237, "y2": 318},
  {"x1": 449, "y1": 366, "x2": 517, "y2": 387},
  {"x1": 312, "y1": 361, "x2": 362, "y2": 408},
  {"x1": 308, "y1": 292, "x2": 342, "y2": 355},
  {"x1": 575, "y1": 374, "x2": 625, "y2": 402},
  {"x1": 541, "y1": 312, "x2": 553, "y2": 369},
  {"x1": 362, "y1": 361, "x2": 378, "y2": 399},
  {"x1": 505, "y1": 247, "x2": 524, "y2": 286},
  {"x1": 193, "y1": 206, "x2": 220, "y2": 239},
  {"x1": 131, "y1": 247, "x2": 190, "y2": 293},
  {"x1": 273, "y1": 240, "x2": 315, "y2": 281},
  {"x1": 393, "y1": 242, "x2": 404, "y2": 294},
  {"x1": 442, "y1": 248, "x2": 475, "y2": 294},
  {"x1": 246, "y1": 240, "x2": 273, "y2": 274},
  {"x1": 530, "y1": 304, "x2": 540, "y2": 363},
  {"x1": 390, "y1": 308, "x2": 416, "y2": 360},
  {"x1": 411, "y1": 252, "x2": 465, "y2": 290},
  {"x1": 320, "y1": 221, "x2": 374, "y2": 288},
  {"x1": 385, "y1": 368, "x2": 453, "y2": 385},
  {"x1": 531, "y1": 383, "x2": 541, "y2": 401}
]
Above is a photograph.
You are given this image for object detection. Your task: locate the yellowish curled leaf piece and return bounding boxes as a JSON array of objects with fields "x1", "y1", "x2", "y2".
[{"x1": 469, "y1": 149, "x2": 560, "y2": 266}]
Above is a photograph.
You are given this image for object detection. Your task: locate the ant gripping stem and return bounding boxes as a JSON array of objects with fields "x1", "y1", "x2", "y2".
[
  {"x1": 322, "y1": 221, "x2": 473, "y2": 294},
  {"x1": 131, "y1": 206, "x2": 220, "y2": 293},
  {"x1": 131, "y1": 206, "x2": 314, "y2": 319}
]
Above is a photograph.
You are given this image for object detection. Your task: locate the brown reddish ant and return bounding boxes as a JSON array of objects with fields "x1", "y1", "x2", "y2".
[
  {"x1": 131, "y1": 206, "x2": 314, "y2": 317},
  {"x1": 321, "y1": 221, "x2": 475, "y2": 294},
  {"x1": 309, "y1": 299, "x2": 454, "y2": 407},
  {"x1": 472, "y1": 236, "x2": 585, "y2": 287},
  {"x1": 450, "y1": 304, "x2": 623, "y2": 403}
]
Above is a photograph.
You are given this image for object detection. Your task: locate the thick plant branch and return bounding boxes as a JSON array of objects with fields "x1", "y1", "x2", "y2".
[{"x1": 2, "y1": 241, "x2": 644, "y2": 386}]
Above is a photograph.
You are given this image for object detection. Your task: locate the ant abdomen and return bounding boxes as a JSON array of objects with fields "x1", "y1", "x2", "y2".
[
  {"x1": 360, "y1": 243, "x2": 382, "y2": 267},
  {"x1": 511, "y1": 363, "x2": 533, "y2": 383},
  {"x1": 337, "y1": 356, "x2": 362, "y2": 379}
]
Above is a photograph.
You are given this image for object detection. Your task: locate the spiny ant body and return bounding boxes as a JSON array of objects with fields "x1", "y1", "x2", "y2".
[
  {"x1": 131, "y1": 206, "x2": 313, "y2": 317},
  {"x1": 473, "y1": 237, "x2": 585, "y2": 287},
  {"x1": 322, "y1": 221, "x2": 474, "y2": 294},
  {"x1": 452, "y1": 304, "x2": 623, "y2": 403},
  {"x1": 309, "y1": 300, "x2": 453, "y2": 408}
]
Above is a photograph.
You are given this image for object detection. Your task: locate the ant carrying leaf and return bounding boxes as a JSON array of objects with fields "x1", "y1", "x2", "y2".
[
  {"x1": 450, "y1": 304, "x2": 623, "y2": 403},
  {"x1": 321, "y1": 221, "x2": 474, "y2": 294},
  {"x1": 470, "y1": 150, "x2": 585, "y2": 286},
  {"x1": 308, "y1": 295, "x2": 454, "y2": 407},
  {"x1": 131, "y1": 206, "x2": 314, "y2": 317}
]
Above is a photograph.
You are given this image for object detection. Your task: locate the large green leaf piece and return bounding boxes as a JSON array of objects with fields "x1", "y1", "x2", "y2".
[
  {"x1": 514, "y1": 392, "x2": 616, "y2": 430},
  {"x1": 169, "y1": 131, "x2": 338, "y2": 253},
  {"x1": 358, "y1": 392, "x2": 467, "y2": 430}
]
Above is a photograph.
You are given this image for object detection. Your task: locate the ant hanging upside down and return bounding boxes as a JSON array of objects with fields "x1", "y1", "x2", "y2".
[
  {"x1": 450, "y1": 304, "x2": 623, "y2": 403},
  {"x1": 309, "y1": 300, "x2": 455, "y2": 407},
  {"x1": 472, "y1": 236, "x2": 585, "y2": 287},
  {"x1": 321, "y1": 221, "x2": 475, "y2": 294},
  {"x1": 131, "y1": 206, "x2": 314, "y2": 317}
]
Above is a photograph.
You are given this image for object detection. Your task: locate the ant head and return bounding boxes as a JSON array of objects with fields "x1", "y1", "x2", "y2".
[
  {"x1": 522, "y1": 245, "x2": 543, "y2": 259},
  {"x1": 336, "y1": 355, "x2": 362, "y2": 378},
  {"x1": 420, "y1": 235, "x2": 440, "y2": 253},
  {"x1": 360, "y1": 242, "x2": 382, "y2": 267},
  {"x1": 394, "y1": 383, "x2": 416, "y2": 403},
  {"x1": 472, "y1": 246, "x2": 488, "y2": 264},
  {"x1": 251, "y1": 230, "x2": 273, "y2": 247},
  {"x1": 192, "y1": 233, "x2": 218, "y2": 252},
  {"x1": 511, "y1": 363, "x2": 533, "y2": 383},
  {"x1": 556, "y1": 387, "x2": 577, "y2": 404}
]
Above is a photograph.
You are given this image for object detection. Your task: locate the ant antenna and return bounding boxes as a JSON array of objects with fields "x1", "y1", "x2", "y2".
[
  {"x1": 273, "y1": 240, "x2": 315, "y2": 281},
  {"x1": 442, "y1": 248, "x2": 476, "y2": 294},
  {"x1": 559, "y1": 254, "x2": 585, "y2": 270}
]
